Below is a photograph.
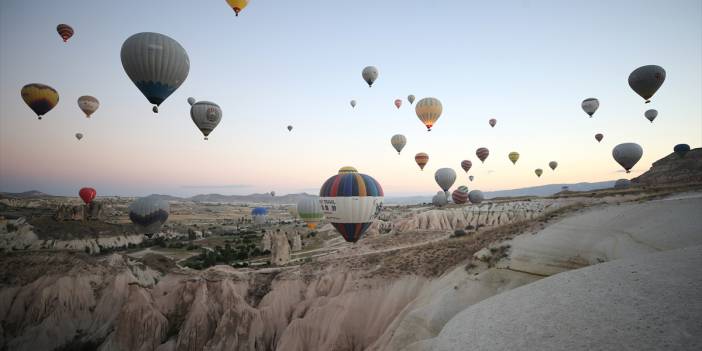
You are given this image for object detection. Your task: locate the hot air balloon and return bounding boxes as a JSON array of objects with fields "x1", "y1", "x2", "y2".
[
  {"x1": 595, "y1": 133, "x2": 603, "y2": 143},
  {"x1": 350, "y1": 100, "x2": 357, "y2": 108},
  {"x1": 121, "y1": 32, "x2": 190, "y2": 113},
  {"x1": 476, "y1": 148, "x2": 489, "y2": 163},
  {"x1": 252, "y1": 207, "x2": 268, "y2": 225},
  {"x1": 270, "y1": 191, "x2": 276, "y2": 197},
  {"x1": 415, "y1": 97, "x2": 442, "y2": 131},
  {"x1": 394, "y1": 99, "x2": 402, "y2": 109},
  {"x1": 549, "y1": 161, "x2": 558, "y2": 170},
  {"x1": 461, "y1": 160, "x2": 472, "y2": 173},
  {"x1": 338, "y1": 166, "x2": 358, "y2": 174},
  {"x1": 77, "y1": 96, "x2": 99, "y2": 118},
  {"x1": 391, "y1": 134, "x2": 407, "y2": 154},
  {"x1": 188, "y1": 99, "x2": 222, "y2": 140},
  {"x1": 187, "y1": 97, "x2": 196, "y2": 105},
  {"x1": 297, "y1": 197, "x2": 323, "y2": 229},
  {"x1": 75, "y1": 133, "x2": 83, "y2": 141},
  {"x1": 225, "y1": 0, "x2": 249, "y2": 16},
  {"x1": 469, "y1": 175, "x2": 474, "y2": 182},
  {"x1": 319, "y1": 168, "x2": 384, "y2": 243},
  {"x1": 56, "y1": 24, "x2": 74, "y2": 42},
  {"x1": 644, "y1": 109, "x2": 657, "y2": 123},
  {"x1": 452, "y1": 185, "x2": 469, "y2": 204},
  {"x1": 287, "y1": 125, "x2": 293, "y2": 132},
  {"x1": 415, "y1": 153, "x2": 429, "y2": 170},
  {"x1": 612, "y1": 143, "x2": 643, "y2": 173},
  {"x1": 489, "y1": 118, "x2": 497, "y2": 128},
  {"x1": 432, "y1": 191, "x2": 448, "y2": 207},
  {"x1": 21, "y1": 84, "x2": 58, "y2": 119},
  {"x1": 628, "y1": 65, "x2": 666, "y2": 103},
  {"x1": 362, "y1": 66, "x2": 379, "y2": 87},
  {"x1": 581, "y1": 98, "x2": 599, "y2": 117},
  {"x1": 508, "y1": 152, "x2": 519, "y2": 165},
  {"x1": 408, "y1": 95, "x2": 415, "y2": 104},
  {"x1": 435, "y1": 168, "x2": 456, "y2": 192},
  {"x1": 614, "y1": 179, "x2": 631, "y2": 189},
  {"x1": 79, "y1": 187, "x2": 96, "y2": 204},
  {"x1": 674, "y1": 144, "x2": 690, "y2": 158},
  {"x1": 468, "y1": 190, "x2": 484, "y2": 204},
  {"x1": 535, "y1": 168, "x2": 543, "y2": 177},
  {"x1": 129, "y1": 196, "x2": 170, "y2": 233}
]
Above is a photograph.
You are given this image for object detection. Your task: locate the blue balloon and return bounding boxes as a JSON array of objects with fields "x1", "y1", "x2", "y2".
[{"x1": 674, "y1": 144, "x2": 690, "y2": 158}]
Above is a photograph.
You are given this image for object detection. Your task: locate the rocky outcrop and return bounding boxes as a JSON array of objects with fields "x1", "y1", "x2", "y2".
[
  {"x1": 261, "y1": 231, "x2": 271, "y2": 252},
  {"x1": 54, "y1": 202, "x2": 104, "y2": 221},
  {"x1": 270, "y1": 230, "x2": 290, "y2": 266},
  {"x1": 291, "y1": 234, "x2": 302, "y2": 252},
  {"x1": 633, "y1": 148, "x2": 702, "y2": 185}
]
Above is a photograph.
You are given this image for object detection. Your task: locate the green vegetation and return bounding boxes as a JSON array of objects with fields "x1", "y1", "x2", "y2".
[{"x1": 182, "y1": 243, "x2": 263, "y2": 270}]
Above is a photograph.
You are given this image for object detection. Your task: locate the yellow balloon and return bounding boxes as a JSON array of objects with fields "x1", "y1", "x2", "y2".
[
  {"x1": 338, "y1": 166, "x2": 358, "y2": 174},
  {"x1": 225, "y1": 0, "x2": 249, "y2": 16},
  {"x1": 21, "y1": 84, "x2": 59, "y2": 120},
  {"x1": 508, "y1": 152, "x2": 520, "y2": 165},
  {"x1": 415, "y1": 97, "x2": 442, "y2": 131}
]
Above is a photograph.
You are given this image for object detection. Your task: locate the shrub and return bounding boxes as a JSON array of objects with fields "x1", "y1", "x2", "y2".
[
  {"x1": 453, "y1": 229, "x2": 467, "y2": 237},
  {"x1": 6, "y1": 223, "x2": 17, "y2": 232}
]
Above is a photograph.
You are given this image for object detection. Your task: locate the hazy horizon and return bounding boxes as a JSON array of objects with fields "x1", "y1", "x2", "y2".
[{"x1": 1, "y1": 0, "x2": 700, "y2": 198}]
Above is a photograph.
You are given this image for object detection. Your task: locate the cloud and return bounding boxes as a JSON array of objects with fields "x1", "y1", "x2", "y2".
[{"x1": 181, "y1": 184, "x2": 252, "y2": 189}]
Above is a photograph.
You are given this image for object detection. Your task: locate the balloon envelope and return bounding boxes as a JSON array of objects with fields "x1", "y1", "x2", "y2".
[
  {"x1": 489, "y1": 118, "x2": 497, "y2": 128},
  {"x1": 407, "y1": 95, "x2": 415, "y2": 104},
  {"x1": 469, "y1": 175, "x2": 474, "y2": 182},
  {"x1": 319, "y1": 169, "x2": 384, "y2": 243},
  {"x1": 287, "y1": 125, "x2": 293, "y2": 131},
  {"x1": 612, "y1": 143, "x2": 643, "y2": 173},
  {"x1": 415, "y1": 153, "x2": 429, "y2": 170},
  {"x1": 225, "y1": 0, "x2": 249, "y2": 16},
  {"x1": 297, "y1": 197, "x2": 323, "y2": 229},
  {"x1": 508, "y1": 152, "x2": 519, "y2": 165},
  {"x1": 362, "y1": 66, "x2": 379, "y2": 87},
  {"x1": 461, "y1": 160, "x2": 472, "y2": 173},
  {"x1": 121, "y1": 32, "x2": 190, "y2": 112},
  {"x1": 581, "y1": 98, "x2": 599, "y2": 117},
  {"x1": 338, "y1": 166, "x2": 358, "y2": 174},
  {"x1": 129, "y1": 196, "x2": 170, "y2": 233},
  {"x1": 21, "y1": 83, "x2": 59, "y2": 119},
  {"x1": 549, "y1": 161, "x2": 558, "y2": 170},
  {"x1": 190, "y1": 100, "x2": 222, "y2": 139},
  {"x1": 628, "y1": 65, "x2": 666, "y2": 103},
  {"x1": 468, "y1": 190, "x2": 484, "y2": 204},
  {"x1": 535, "y1": 169, "x2": 543, "y2": 177},
  {"x1": 77, "y1": 96, "x2": 99, "y2": 118},
  {"x1": 435, "y1": 168, "x2": 457, "y2": 192},
  {"x1": 252, "y1": 207, "x2": 269, "y2": 225},
  {"x1": 452, "y1": 185, "x2": 469, "y2": 204},
  {"x1": 415, "y1": 97, "x2": 442, "y2": 131},
  {"x1": 644, "y1": 109, "x2": 657, "y2": 123},
  {"x1": 391, "y1": 134, "x2": 407, "y2": 154},
  {"x1": 75, "y1": 133, "x2": 83, "y2": 140},
  {"x1": 432, "y1": 191, "x2": 448, "y2": 207},
  {"x1": 673, "y1": 144, "x2": 690, "y2": 158},
  {"x1": 56, "y1": 24, "x2": 74, "y2": 42},
  {"x1": 595, "y1": 133, "x2": 603, "y2": 143},
  {"x1": 79, "y1": 187, "x2": 96, "y2": 204},
  {"x1": 394, "y1": 99, "x2": 402, "y2": 109},
  {"x1": 350, "y1": 100, "x2": 357, "y2": 108},
  {"x1": 476, "y1": 148, "x2": 489, "y2": 163}
]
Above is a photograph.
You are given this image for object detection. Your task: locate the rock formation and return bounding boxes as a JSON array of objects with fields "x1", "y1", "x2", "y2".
[
  {"x1": 633, "y1": 148, "x2": 702, "y2": 185},
  {"x1": 261, "y1": 231, "x2": 271, "y2": 252},
  {"x1": 291, "y1": 233, "x2": 302, "y2": 252},
  {"x1": 270, "y1": 230, "x2": 290, "y2": 266},
  {"x1": 54, "y1": 202, "x2": 103, "y2": 221}
]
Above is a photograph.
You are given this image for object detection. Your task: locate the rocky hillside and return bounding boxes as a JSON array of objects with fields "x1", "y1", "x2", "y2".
[{"x1": 633, "y1": 147, "x2": 702, "y2": 185}]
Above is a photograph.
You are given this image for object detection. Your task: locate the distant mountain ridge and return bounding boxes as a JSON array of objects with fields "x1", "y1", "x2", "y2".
[{"x1": 0, "y1": 190, "x2": 57, "y2": 199}]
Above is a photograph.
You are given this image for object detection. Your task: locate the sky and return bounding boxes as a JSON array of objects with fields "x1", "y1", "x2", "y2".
[{"x1": 0, "y1": 0, "x2": 701, "y2": 197}]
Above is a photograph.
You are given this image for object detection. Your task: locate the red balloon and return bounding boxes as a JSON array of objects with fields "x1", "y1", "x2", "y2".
[
  {"x1": 79, "y1": 187, "x2": 96, "y2": 204},
  {"x1": 489, "y1": 118, "x2": 497, "y2": 128},
  {"x1": 394, "y1": 99, "x2": 402, "y2": 109}
]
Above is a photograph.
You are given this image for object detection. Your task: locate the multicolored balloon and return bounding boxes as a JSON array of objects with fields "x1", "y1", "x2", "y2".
[
  {"x1": 581, "y1": 98, "x2": 599, "y2": 117},
  {"x1": 612, "y1": 143, "x2": 643, "y2": 173},
  {"x1": 77, "y1": 96, "x2": 99, "y2": 118},
  {"x1": 225, "y1": 0, "x2": 249, "y2": 16},
  {"x1": 628, "y1": 65, "x2": 666, "y2": 103},
  {"x1": 75, "y1": 133, "x2": 83, "y2": 141},
  {"x1": 508, "y1": 152, "x2": 519, "y2": 165},
  {"x1": 407, "y1": 95, "x2": 415, "y2": 104},
  {"x1": 644, "y1": 109, "x2": 657, "y2": 123},
  {"x1": 476, "y1": 148, "x2": 489, "y2": 163},
  {"x1": 319, "y1": 168, "x2": 384, "y2": 243},
  {"x1": 56, "y1": 24, "x2": 74, "y2": 42},
  {"x1": 362, "y1": 66, "x2": 379, "y2": 87},
  {"x1": 188, "y1": 98, "x2": 222, "y2": 140},
  {"x1": 252, "y1": 207, "x2": 269, "y2": 225},
  {"x1": 673, "y1": 144, "x2": 690, "y2": 158},
  {"x1": 535, "y1": 168, "x2": 543, "y2": 177},
  {"x1": 415, "y1": 152, "x2": 429, "y2": 170},
  {"x1": 391, "y1": 134, "x2": 407, "y2": 154},
  {"x1": 415, "y1": 97, "x2": 442, "y2": 131},
  {"x1": 129, "y1": 196, "x2": 170, "y2": 233},
  {"x1": 21, "y1": 83, "x2": 59, "y2": 119},
  {"x1": 468, "y1": 190, "x2": 484, "y2": 204},
  {"x1": 595, "y1": 133, "x2": 603, "y2": 143},
  {"x1": 394, "y1": 99, "x2": 402, "y2": 109},
  {"x1": 489, "y1": 118, "x2": 497, "y2": 128},
  {"x1": 79, "y1": 187, "x2": 96, "y2": 204},
  {"x1": 452, "y1": 185, "x2": 469, "y2": 204},
  {"x1": 461, "y1": 160, "x2": 472, "y2": 173},
  {"x1": 121, "y1": 32, "x2": 190, "y2": 113},
  {"x1": 297, "y1": 197, "x2": 323, "y2": 229},
  {"x1": 435, "y1": 168, "x2": 456, "y2": 192},
  {"x1": 549, "y1": 161, "x2": 558, "y2": 170}
]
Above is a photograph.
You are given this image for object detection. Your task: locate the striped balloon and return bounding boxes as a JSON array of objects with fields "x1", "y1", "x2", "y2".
[
  {"x1": 452, "y1": 185, "x2": 469, "y2": 204},
  {"x1": 476, "y1": 147, "x2": 489, "y2": 163},
  {"x1": 120, "y1": 32, "x2": 190, "y2": 113},
  {"x1": 415, "y1": 152, "x2": 429, "y2": 170},
  {"x1": 489, "y1": 118, "x2": 497, "y2": 128},
  {"x1": 461, "y1": 160, "x2": 472, "y2": 173},
  {"x1": 415, "y1": 97, "x2": 442, "y2": 131},
  {"x1": 391, "y1": 134, "x2": 407, "y2": 154},
  {"x1": 297, "y1": 197, "x2": 323, "y2": 229},
  {"x1": 56, "y1": 24, "x2": 74, "y2": 42},
  {"x1": 319, "y1": 169, "x2": 384, "y2": 243}
]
